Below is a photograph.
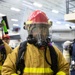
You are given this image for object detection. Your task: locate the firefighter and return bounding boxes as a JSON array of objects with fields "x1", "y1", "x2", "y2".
[
  {"x1": 0, "y1": 38, "x2": 12, "y2": 74},
  {"x1": 70, "y1": 39, "x2": 75, "y2": 75},
  {"x1": 63, "y1": 41, "x2": 72, "y2": 64},
  {"x1": 1, "y1": 10, "x2": 69, "y2": 75},
  {"x1": 2, "y1": 34, "x2": 10, "y2": 44}
]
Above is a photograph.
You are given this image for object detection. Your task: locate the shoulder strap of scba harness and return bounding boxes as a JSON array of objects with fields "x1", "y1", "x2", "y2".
[
  {"x1": 16, "y1": 41, "x2": 58, "y2": 75},
  {"x1": 0, "y1": 39, "x2": 6, "y2": 64}
]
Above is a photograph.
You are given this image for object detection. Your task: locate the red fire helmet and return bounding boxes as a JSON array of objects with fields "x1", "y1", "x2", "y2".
[
  {"x1": 26, "y1": 10, "x2": 52, "y2": 25},
  {"x1": 2, "y1": 34, "x2": 10, "y2": 39}
]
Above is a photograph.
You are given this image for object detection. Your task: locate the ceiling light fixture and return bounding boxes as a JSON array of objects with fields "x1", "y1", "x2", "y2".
[
  {"x1": 52, "y1": 9, "x2": 59, "y2": 13},
  {"x1": 11, "y1": 7, "x2": 20, "y2": 12},
  {"x1": 65, "y1": 24, "x2": 70, "y2": 26},
  {"x1": 13, "y1": 24, "x2": 19, "y2": 26},
  {"x1": 0, "y1": 13, "x2": 5, "y2": 16},
  {"x1": 33, "y1": 2, "x2": 42, "y2": 7},
  {"x1": 11, "y1": 19, "x2": 18, "y2": 22}
]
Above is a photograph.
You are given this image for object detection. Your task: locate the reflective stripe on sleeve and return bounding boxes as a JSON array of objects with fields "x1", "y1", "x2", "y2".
[
  {"x1": 11, "y1": 73, "x2": 18, "y2": 75},
  {"x1": 0, "y1": 66, "x2": 2, "y2": 70},
  {"x1": 24, "y1": 67, "x2": 53, "y2": 73},
  {"x1": 56, "y1": 71, "x2": 66, "y2": 75}
]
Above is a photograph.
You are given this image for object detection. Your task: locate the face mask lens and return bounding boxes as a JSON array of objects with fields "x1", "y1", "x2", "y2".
[{"x1": 31, "y1": 25, "x2": 49, "y2": 43}]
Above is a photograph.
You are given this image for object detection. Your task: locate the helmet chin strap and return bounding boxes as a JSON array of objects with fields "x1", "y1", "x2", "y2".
[{"x1": 27, "y1": 34, "x2": 51, "y2": 49}]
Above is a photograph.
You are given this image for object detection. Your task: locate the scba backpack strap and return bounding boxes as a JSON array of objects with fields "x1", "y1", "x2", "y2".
[
  {"x1": 0, "y1": 39, "x2": 6, "y2": 64},
  {"x1": 16, "y1": 41, "x2": 58, "y2": 75},
  {"x1": 45, "y1": 43, "x2": 58, "y2": 75},
  {"x1": 16, "y1": 41, "x2": 27, "y2": 75}
]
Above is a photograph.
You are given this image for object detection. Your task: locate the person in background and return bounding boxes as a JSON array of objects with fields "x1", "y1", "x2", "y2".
[
  {"x1": 70, "y1": 39, "x2": 75, "y2": 75},
  {"x1": 1, "y1": 10, "x2": 69, "y2": 75},
  {"x1": 63, "y1": 41, "x2": 72, "y2": 64},
  {"x1": 2, "y1": 34, "x2": 10, "y2": 44},
  {"x1": 0, "y1": 37, "x2": 12, "y2": 74}
]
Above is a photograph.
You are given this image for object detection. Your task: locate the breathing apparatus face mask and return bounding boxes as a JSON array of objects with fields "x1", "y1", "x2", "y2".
[{"x1": 28, "y1": 24, "x2": 49, "y2": 47}]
